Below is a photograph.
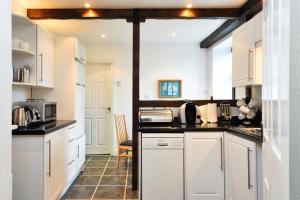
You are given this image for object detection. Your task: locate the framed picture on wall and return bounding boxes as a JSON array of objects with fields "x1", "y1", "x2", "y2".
[{"x1": 158, "y1": 80, "x2": 182, "y2": 98}]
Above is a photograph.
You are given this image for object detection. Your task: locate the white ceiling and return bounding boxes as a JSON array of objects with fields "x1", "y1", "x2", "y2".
[
  {"x1": 35, "y1": 19, "x2": 226, "y2": 45},
  {"x1": 19, "y1": 0, "x2": 247, "y2": 9},
  {"x1": 34, "y1": 19, "x2": 133, "y2": 45},
  {"x1": 141, "y1": 19, "x2": 226, "y2": 44}
]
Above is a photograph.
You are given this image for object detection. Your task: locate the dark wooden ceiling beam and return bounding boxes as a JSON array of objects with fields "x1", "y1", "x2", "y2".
[
  {"x1": 27, "y1": 9, "x2": 133, "y2": 20},
  {"x1": 27, "y1": 8, "x2": 240, "y2": 21},
  {"x1": 200, "y1": 18, "x2": 246, "y2": 48},
  {"x1": 200, "y1": 0, "x2": 262, "y2": 48},
  {"x1": 138, "y1": 8, "x2": 240, "y2": 20}
]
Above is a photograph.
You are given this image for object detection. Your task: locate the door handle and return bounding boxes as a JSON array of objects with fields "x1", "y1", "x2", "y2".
[
  {"x1": 247, "y1": 147, "x2": 253, "y2": 190},
  {"x1": 106, "y1": 107, "x2": 111, "y2": 111}
]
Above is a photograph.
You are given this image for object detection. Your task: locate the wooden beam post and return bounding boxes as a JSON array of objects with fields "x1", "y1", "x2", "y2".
[
  {"x1": 200, "y1": 0, "x2": 262, "y2": 48},
  {"x1": 131, "y1": 9, "x2": 140, "y2": 191}
]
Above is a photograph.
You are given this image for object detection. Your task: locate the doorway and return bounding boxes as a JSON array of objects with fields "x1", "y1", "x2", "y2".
[{"x1": 85, "y1": 62, "x2": 113, "y2": 154}]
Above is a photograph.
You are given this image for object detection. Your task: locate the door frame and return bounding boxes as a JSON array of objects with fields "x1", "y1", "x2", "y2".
[{"x1": 85, "y1": 60, "x2": 115, "y2": 155}]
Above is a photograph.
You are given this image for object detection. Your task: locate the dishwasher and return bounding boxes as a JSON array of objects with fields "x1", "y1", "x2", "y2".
[{"x1": 141, "y1": 133, "x2": 184, "y2": 200}]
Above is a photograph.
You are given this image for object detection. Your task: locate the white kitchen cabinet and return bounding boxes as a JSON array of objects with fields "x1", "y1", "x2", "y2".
[
  {"x1": 63, "y1": 124, "x2": 85, "y2": 192},
  {"x1": 34, "y1": 36, "x2": 86, "y2": 144},
  {"x1": 37, "y1": 26, "x2": 55, "y2": 88},
  {"x1": 44, "y1": 132, "x2": 64, "y2": 200},
  {"x1": 12, "y1": 124, "x2": 85, "y2": 200},
  {"x1": 12, "y1": 129, "x2": 64, "y2": 200},
  {"x1": 232, "y1": 12, "x2": 262, "y2": 87},
  {"x1": 224, "y1": 133, "x2": 257, "y2": 200},
  {"x1": 185, "y1": 132, "x2": 224, "y2": 200}
]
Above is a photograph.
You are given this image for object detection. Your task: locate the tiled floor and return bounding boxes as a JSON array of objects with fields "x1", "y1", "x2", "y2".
[{"x1": 62, "y1": 155, "x2": 139, "y2": 200}]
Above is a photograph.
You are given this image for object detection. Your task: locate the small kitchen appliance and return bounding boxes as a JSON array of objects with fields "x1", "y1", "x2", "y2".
[
  {"x1": 178, "y1": 102, "x2": 201, "y2": 124},
  {"x1": 17, "y1": 99, "x2": 57, "y2": 123},
  {"x1": 12, "y1": 106, "x2": 41, "y2": 127},
  {"x1": 139, "y1": 108, "x2": 173, "y2": 124}
]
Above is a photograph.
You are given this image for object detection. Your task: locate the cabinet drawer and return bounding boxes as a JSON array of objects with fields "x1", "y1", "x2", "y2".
[
  {"x1": 65, "y1": 124, "x2": 77, "y2": 142},
  {"x1": 64, "y1": 153, "x2": 78, "y2": 186}
]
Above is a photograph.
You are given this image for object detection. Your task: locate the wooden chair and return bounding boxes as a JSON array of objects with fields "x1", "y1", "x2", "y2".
[{"x1": 114, "y1": 114, "x2": 132, "y2": 168}]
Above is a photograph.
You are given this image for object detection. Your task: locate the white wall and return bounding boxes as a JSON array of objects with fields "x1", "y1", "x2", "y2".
[
  {"x1": 12, "y1": 0, "x2": 31, "y2": 103},
  {"x1": 0, "y1": 0, "x2": 12, "y2": 199},
  {"x1": 140, "y1": 43, "x2": 209, "y2": 100},
  {"x1": 86, "y1": 44, "x2": 132, "y2": 153},
  {"x1": 12, "y1": 0, "x2": 26, "y2": 16}
]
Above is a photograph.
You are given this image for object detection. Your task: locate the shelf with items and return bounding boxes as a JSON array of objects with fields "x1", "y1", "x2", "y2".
[
  {"x1": 12, "y1": 48, "x2": 35, "y2": 56},
  {"x1": 12, "y1": 14, "x2": 37, "y2": 87}
]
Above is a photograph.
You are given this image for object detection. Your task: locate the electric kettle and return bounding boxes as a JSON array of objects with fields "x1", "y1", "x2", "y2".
[{"x1": 12, "y1": 106, "x2": 41, "y2": 127}]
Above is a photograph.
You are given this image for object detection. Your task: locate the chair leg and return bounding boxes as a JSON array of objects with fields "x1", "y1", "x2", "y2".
[{"x1": 117, "y1": 149, "x2": 120, "y2": 168}]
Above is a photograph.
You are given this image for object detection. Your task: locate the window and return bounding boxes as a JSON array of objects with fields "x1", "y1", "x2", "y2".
[{"x1": 212, "y1": 36, "x2": 232, "y2": 99}]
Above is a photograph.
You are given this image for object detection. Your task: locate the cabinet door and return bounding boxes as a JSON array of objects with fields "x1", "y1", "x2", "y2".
[
  {"x1": 76, "y1": 61, "x2": 85, "y2": 85},
  {"x1": 45, "y1": 134, "x2": 64, "y2": 200},
  {"x1": 232, "y1": 21, "x2": 255, "y2": 87},
  {"x1": 75, "y1": 85, "x2": 85, "y2": 138},
  {"x1": 37, "y1": 27, "x2": 54, "y2": 88},
  {"x1": 76, "y1": 134, "x2": 86, "y2": 169},
  {"x1": 254, "y1": 12, "x2": 263, "y2": 43},
  {"x1": 225, "y1": 134, "x2": 257, "y2": 200},
  {"x1": 185, "y1": 132, "x2": 224, "y2": 200}
]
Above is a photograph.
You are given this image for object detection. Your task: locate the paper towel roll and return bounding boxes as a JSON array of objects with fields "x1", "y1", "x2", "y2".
[
  {"x1": 207, "y1": 103, "x2": 218, "y2": 123},
  {"x1": 199, "y1": 105, "x2": 208, "y2": 123}
]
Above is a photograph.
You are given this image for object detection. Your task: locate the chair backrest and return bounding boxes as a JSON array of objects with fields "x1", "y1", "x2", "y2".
[{"x1": 114, "y1": 114, "x2": 129, "y2": 145}]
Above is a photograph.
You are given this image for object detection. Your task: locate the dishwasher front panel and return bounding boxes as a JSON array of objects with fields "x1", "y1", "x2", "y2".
[{"x1": 142, "y1": 137, "x2": 184, "y2": 200}]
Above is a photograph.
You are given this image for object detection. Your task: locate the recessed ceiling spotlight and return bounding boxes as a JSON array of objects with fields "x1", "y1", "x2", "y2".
[
  {"x1": 186, "y1": 3, "x2": 193, "y2": 8},
  {"x1": 171, "y1": 32, "x2": 176, "y2": 37},
  {"x1": 84, "y1": 2, "x2": 91, "y2": 8},
  {"x1": 101, "y1": 34, "x2": 106, "y2": 38}
]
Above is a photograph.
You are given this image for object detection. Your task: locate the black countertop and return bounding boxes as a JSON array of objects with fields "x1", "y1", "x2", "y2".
[
  {"x1": 138, "y1": 122, "x2": 263, "y2": 143},
  {"x1": 12, "y1": 120, "x2": 76, "y2": 135}
]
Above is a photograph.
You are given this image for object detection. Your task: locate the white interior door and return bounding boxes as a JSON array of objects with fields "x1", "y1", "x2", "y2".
[
  {"x1": 85, "y1": 63, "x2": 112, "y2": 154},
  {"x1": 262, "y1": 1, "x2": 289, "y2": 200}
]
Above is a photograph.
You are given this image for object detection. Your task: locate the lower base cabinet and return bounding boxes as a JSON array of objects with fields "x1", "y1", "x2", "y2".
[
  {"x1": 224, "y1": 133, "x2": 257, "y2": 200},
  {"x1": 12, "y1": 123, "x2": 85, "y2": 200},
  {"x1": 185, "y1": 132, "x2": 225, "y2": 200}
]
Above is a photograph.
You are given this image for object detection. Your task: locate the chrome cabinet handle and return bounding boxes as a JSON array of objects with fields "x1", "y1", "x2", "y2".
[
  {"x1": 76, "y1": 82, "x2": 86, "y2": 87},
  {"x1": 68, "y1": 159, "x2": 75, "y2": 166},
  {"x1": 247, "y1": 147, "x2": 253, "y2": 190},
  {"x1": 39, "y1": 53, "x2": 43, "y2": 82},
  {"x1": 157, "y1": 143, "x2": 168, "y2": 146},
  {"x1": 248, "y1": 49, "x2": 254, "y2": 81},
  {"x1": 68, "y1": 138, "x2": 75, "y2": 143},
  {"x1": 47, "y1": 140, "x2": 51, "y2": 177},
  {"x1": 220, "y1": 137, "x2": 223, "y2": 171},
  {"x1": 76, "y1": 135, "x2": 84, "y2": 140}
]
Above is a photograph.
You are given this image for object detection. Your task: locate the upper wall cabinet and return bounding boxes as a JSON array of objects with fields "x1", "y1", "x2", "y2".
[
  {"x1": 12, "y1": 14, "x2": 55, "y2": 88},
  {"x1": 37, "y1": 26, "x2": 55, "y2": 88},
  {"x1": 232, "y1": 12, "x2": 263, "y2": 87},
  {"x1": 12, "y1": 14, "x2": 37, "y2": 86}
]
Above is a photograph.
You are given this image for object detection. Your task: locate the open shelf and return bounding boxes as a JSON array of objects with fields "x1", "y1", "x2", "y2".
[
  {"x1": 12, "y1": 82, "x2": 36, "y2": 87},
  {"x1": 12, "y1": 48, "x2": 35, "y2": 56}
]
